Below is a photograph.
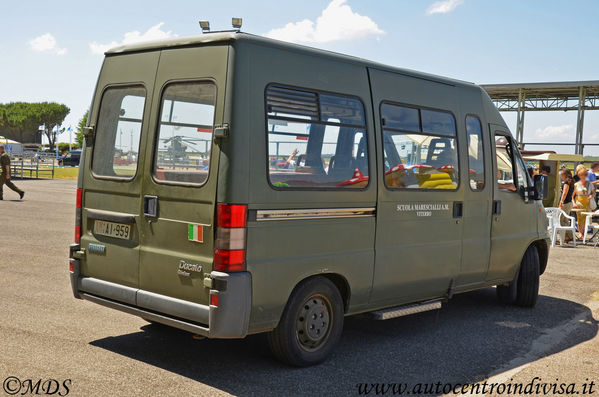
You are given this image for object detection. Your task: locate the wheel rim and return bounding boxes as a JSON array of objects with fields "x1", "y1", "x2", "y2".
[{"x1": 295, "y1": 294, "x2": 332, "y2": 352}]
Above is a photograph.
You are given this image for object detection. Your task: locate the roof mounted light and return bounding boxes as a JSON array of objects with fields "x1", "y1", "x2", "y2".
[
  {"x1": 232, "y1": 17, "x2": 242, "y2": 30},
  {"x1": 199, "y1": 20, "x2": 210, "y2": 33}
]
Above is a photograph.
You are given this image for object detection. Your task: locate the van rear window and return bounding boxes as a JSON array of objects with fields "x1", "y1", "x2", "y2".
[
  {"x1": 381, "y1": 102, "x2": 459, "y2": 190},
  {"x1": 153, "y1": 82, "x2": 216, "y2": 186},
  {"x1": 266, "y1": 85, "x2": 369, "y2": 189},
  {"x1": 91, "y1": 85, "x2": 145, "y2": 179}
]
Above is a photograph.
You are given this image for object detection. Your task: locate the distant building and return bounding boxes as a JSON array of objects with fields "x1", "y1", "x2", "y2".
[
  {"x1": 0, "y1": 136, "x2": 24, "y2": 154},
  {"x1": 0, "y1": 126, "x2": 41, "y2": 144}
]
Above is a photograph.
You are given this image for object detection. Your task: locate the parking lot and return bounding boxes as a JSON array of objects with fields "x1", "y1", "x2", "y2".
[{"x1": 0, "y1": 179, "x2": 597, "y2": 396}]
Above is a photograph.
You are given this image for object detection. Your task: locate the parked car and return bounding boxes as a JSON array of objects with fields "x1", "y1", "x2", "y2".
[{"x1": 59, "y1": 150, "x2": 81, "y2": 166}]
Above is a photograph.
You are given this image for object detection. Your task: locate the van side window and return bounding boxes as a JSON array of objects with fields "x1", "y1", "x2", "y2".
[
  {"x1": 466, "y1": 116, "x2": 485, "y2": 190},
  {"x1": 495, "y1": 135, "x2": 518, "y2": 192},
  {"x1": 381, "y1": 103, "x2": 458, "y2": 190},
  {"x1": 91, "y1": 85, "x2": 145, "y2": 179},
  {"x1": 514, "y1": 149, "x2": 530, "y2": 190},
  {"x1": 153, "y1": 82, "x2": 216, "y2": 186},
  {"x1": 266, "y1": 85, "x2": 368, "y2": 189}
]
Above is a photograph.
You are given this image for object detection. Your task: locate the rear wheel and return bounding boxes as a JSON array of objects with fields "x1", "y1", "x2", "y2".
[{"x1": 267, "y1": 276, "x2": 344, "y2": 367}]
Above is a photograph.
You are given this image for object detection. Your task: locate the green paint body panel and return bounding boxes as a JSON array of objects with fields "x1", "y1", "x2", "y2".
[{"x1": 75, "y1": 33, "x2": 549, "y2": 337}]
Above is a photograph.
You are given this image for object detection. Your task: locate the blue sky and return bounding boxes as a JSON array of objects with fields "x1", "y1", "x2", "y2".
[{"x1": 1, "y1": 0, "x2": 598, "y2": 155}]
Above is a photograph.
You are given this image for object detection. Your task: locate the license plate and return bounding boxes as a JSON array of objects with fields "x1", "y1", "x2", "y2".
[{"x1": 93, "y1": 220, "x2": 132, "y2": 240}]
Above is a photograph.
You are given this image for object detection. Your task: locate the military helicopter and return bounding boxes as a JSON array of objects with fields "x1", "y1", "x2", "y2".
[{"x1": 161, "y1": 135, "x2": 207, "y2": 164}]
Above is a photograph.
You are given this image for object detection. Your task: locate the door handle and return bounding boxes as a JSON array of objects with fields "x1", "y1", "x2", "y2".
[
  {"x1": 143, "y1": 195, "x2": 159, "y2": 218},
  {"x1": 493, "y1": 200, "x2": 502, "y2": 215},
  {"x1": 453, "y1": 201, "x2": 463, "y2": 218}
]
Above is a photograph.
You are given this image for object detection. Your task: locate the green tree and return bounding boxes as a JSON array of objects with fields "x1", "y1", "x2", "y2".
[
  {"x1": 0, "y1": 104, "x2": 6, "y2": 128},
  {"x1": 75, "y1": 110, "x2": 88, "y2": 148},
  {"x1": 57, "y1": 142, "x2": 71, "y2": 153},
  {"x1": 35, "y1": 102, "x2": 70, "y2": 151},
  {"x1": 2, "y1": 102, "x2": 40, "y2": 143}
]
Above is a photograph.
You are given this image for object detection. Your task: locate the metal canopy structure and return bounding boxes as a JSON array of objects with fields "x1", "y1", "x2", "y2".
[{"x1": 481, "y1": 80, "x2": 599, "y2": 155}]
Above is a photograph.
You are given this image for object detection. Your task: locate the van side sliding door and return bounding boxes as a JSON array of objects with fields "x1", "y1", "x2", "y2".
[
  {"x1": 369, "y1": 69, "x2": 464, "y2": 306},
  {"x1": 456, "y1": 88, "x2": 493, "y2": 287}
]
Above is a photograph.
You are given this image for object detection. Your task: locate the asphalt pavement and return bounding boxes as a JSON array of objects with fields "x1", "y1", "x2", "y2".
[{"x1": 0, "y1": 179, "x2": 597, "y2": 396}]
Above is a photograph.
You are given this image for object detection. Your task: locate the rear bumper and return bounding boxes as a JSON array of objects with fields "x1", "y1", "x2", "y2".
[{"x1": 69, "y1": 259, "x2": 251, "y2": 339}]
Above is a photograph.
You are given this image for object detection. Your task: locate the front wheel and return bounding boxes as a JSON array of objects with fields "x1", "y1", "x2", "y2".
[
  {"x1": 496, "y1": 245, "x2": 540, "y2": 307},
  {"x1": 267, "y1": 276, "x2": 344, "y2": 367},
  {"x1": 515, "y1": 246, "x2": 540, "y2": 307}
]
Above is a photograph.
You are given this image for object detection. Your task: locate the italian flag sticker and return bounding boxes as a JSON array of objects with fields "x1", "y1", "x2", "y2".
[{"x1": 188, "y1": 224, "x2": 204, "y2": 243}]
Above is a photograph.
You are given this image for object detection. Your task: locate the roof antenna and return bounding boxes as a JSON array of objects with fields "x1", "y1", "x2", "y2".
[
  {"x1": 199, "y1": 20, "x2": 210, "y2": 33},
  {"x1": 232, "y1": 17, "x2": 242, "y2": 31}
]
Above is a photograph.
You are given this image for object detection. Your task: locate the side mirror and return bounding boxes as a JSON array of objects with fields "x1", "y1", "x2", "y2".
[{"x1": 532, "y1": 174, "x2": 548, "y2": 200}]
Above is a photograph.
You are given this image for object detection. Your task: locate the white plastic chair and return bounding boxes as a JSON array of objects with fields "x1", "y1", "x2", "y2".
[
  {"x1": 545, "y1": 207, "x2": 576, "y2": 247},
  {"x1": 582, "y1": 210, "x2": 599, "y2": 246}
]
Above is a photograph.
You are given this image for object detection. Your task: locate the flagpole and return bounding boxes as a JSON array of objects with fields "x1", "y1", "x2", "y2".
[{"x1": 55, "y1": 125, "x2": 59, "y2": 159}]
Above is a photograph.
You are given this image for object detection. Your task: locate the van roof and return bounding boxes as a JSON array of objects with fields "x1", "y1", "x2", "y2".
[{"x1": 105, "y1": 32, "x2": 476, "y2": 89}]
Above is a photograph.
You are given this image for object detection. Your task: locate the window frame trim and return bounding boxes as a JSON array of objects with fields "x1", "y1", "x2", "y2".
[
  {"x1": 512, "y1": 140, "x2": 532, "y2": 190},
  {"x1": 465, "y1": 114, "x2": 486, "y2": 192},
  {"x1": 150, "y1": 78, "x2": 218, "y2": 188},
  {"x1": 90, "y1": 82, "x2": 148, "y2": 182},
  {"x1": 494, "y1": 132, "x2": 529, "y2": 194},
  {"x1": 264, "y1": 82, "x2": 371, "y2": 192},
  {"x1": 379, "y1": 100, "x2": 461, "y2": 192}
]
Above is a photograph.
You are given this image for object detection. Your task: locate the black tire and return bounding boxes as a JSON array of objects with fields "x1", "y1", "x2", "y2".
[
  {"x1": 267, "y1": 276, "x2": 344, "y2": 367},
  {"x1": 515, "y1": 246, "x2": 540, "y2": 307}
]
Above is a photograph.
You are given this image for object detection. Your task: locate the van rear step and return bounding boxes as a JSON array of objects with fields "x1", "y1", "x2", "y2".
[{"x1": 370, "y1": 299, "x2": 442, "y2": 320}]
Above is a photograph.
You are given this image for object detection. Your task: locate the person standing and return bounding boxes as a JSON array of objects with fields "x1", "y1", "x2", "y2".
[
  {"x1": 572, "y1": 166, "x2": 595, "y2": 239},
  {"x1": 526, "y1": 164, "x2": 538, "y2": 180},
  {"x1": 540, "y1": 165, "x2": 555, "y2": 207},
  {"x1": 558, "y1": 168, "x2": 574, "y2": 244},
  {"x1": 0, "y1": 145, "x2": 25, "y2": 201},
  {"x1": 589, "y1": 162, "x2": 599, "y2": 206}
]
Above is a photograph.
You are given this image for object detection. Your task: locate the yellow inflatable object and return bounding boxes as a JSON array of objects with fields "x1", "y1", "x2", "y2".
[
  {"x1": 383, "y1": 165, "x2": 456, "y2": 189},
  {"x1": 418, "y1": 171, "x2": 456, "y2": 189}
]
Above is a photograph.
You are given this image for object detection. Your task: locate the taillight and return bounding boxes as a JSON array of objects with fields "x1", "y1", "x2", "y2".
[
  {"x1": 217, "y1": 204, "x2": 247, "y2": 228},
  {"x1": 75, "y1": 188, "x2": 82, "y2": 244},
  {"x1": 214, "y1": 204, "x2": 247, "y2": 272}
]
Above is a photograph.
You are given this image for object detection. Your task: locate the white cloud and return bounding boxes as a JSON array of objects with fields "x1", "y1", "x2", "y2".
[
  {"x1": 265, "y1": 0, "x2": 383, "y2": 44},
  {"x1": 89, "y1": 22, "x2": 176, "y2": 55},
  {"x1": 28, "y1": 33, "x2": 67, "y2": 55},
  {"x1": 426, "y1": 0, "x2": 464, "y2": 15},
  {"x1": 533, "y1": 124, "x2": 575, "y2": 140}
]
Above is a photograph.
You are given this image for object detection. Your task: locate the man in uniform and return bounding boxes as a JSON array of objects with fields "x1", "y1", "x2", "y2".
[
  {"x1": 540, "y1": 165, "x2": 555, "y2": 207},
  {"x1": 0, "y1": 145, "x2": 25, "y2": 200}
]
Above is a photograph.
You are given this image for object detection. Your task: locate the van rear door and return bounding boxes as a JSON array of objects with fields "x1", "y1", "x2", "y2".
[
  {"x1": 80, "y1": 52, "x2": 159, "y2": 296},
  {"x1": 137, "y1": 45, "x2": 229, "y2": 310}
]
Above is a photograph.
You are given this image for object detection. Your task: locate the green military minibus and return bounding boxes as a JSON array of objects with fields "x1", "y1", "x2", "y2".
[{"x1": 69, "y1": 32, "x2": 550, "y2": 366}]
